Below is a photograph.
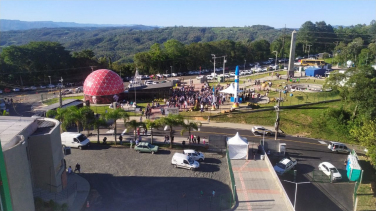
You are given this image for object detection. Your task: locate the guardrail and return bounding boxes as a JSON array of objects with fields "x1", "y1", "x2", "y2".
[
  {"x1": 226, "y1": 149, "x2": 236, "y2": 209},
  {"x1": 264, "y1": 154, "x2": 294, "y2": 211}
]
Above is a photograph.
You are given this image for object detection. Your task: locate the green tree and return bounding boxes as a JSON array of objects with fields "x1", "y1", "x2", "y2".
[
  {"x1": 145, "y1": 120, "x2": 159, "y2": 144},
  {"x1": 181, "y1": 121, "x2": 202, "y2": 143},
  {"x1": 154, "y1": 114, "x2": 185, "y2": 148},
  {"x1": 91, "y1": 117, "x2": 108, "y2": 144},
  {"x1": 125, "y1": 120, "x2": 146, "y2": 143},
  {"x1": 65, "y1": 106, "x2": 94, "y2": 133},
  {"x1": 105, "y1": 108, "x2": 130, "y2": 145},
  {"x1": 350, "y1": 120, "x2": 376, "y2": 166},
  {"x1": 46, "y1": 108, "x2": 68, "y2": 131}
]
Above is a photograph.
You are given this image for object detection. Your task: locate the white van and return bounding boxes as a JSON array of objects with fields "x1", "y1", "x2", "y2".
[
  {"x1": 171, "y1": 153, "x2": 200, "y2": 170},
  {"x1": 183, "y1": 149, "x2": 205, "y2": 162},
  {"x1": 61, "y1": 132, "x2": 90, "y2": 150},
  {"x1": 328, "y1": 141, "x2": 350, "y2": 154}
]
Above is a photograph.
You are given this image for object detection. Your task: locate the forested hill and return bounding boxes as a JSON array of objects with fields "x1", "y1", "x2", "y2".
[{"x1": 0, "y1": 25, "x2": 293, "y2": 62}]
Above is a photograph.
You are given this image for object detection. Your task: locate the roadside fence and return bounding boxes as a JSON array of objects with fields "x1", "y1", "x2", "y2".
[{"x1": 226, "y1": 149, "x2": 236, "y2": 208}]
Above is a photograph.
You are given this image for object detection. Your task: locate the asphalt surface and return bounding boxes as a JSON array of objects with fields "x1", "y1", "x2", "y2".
[{"x1": 64, "y1": 146, "x2": 232, "y2": 211}]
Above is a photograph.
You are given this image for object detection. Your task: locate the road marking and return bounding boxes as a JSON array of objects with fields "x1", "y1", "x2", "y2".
[
  {"x1": 318, "y1": 141, "x2": 327, "y2": 145},
  {"x1": 237, "y1": 172, "x2": 252, "y2": 211},
  {"x1": 237, "y1": 189, "x2": 281, "y2": 194}
]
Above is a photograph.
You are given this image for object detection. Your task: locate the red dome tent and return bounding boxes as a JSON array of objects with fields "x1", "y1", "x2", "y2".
[{"x1": 83, "y1": 69, "x2": 124, "y2": 104}]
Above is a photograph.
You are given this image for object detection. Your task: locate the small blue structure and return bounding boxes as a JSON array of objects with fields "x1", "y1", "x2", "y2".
[{"x1": 305, "y1": 67, "x2": 327, "y2": 77}]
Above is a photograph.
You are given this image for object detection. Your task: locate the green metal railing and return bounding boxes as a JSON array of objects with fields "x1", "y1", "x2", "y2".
[{"x1": 226, "y1": 149, "x2": 236, "y2": 208}]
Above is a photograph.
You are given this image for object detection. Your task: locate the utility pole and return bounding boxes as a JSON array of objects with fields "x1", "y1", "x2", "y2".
[
  {"x1": 170, "y1": 66, "x2": 173, "y2": 76},
  {"x1": 244, "y1": 59, "x2": 246, "y2": 71},
  {"x1": 222, "y1": 56, "x2": 227, "y2": 82},
  {"x1": 59, "y1": 77, "x2": 63, "y2": 108},
  {"x1": 306, "y1": 45, "x2": 312, "y2": 58},
  {"x1": 211, "y1": 54, "x2": 217, "y2": 74},
  {"x1": 272, "y1": 51, "x2": 278, "y2": 70},
  {"x1": 275, "y1": 91, "x2": 281, "y2": 140}
]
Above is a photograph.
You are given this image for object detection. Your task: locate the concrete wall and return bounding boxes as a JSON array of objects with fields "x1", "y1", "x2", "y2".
[
  {"x1": 3, "y1": 136, "x2": 35, "y2": 211},
  {"x1": 28, "y1": 119, "x2": 64, "y2": 193}
]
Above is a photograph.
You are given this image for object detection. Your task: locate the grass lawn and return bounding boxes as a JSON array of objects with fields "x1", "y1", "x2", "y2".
[
  {"x1": 90, "y1": 105, "x2": 140, "y2": 116},
  {"x1": 356, "y1": 156, "x2": 376, "y2": 211},
  {"x1": 211, "y1": 100, "x2": 352, "y2": 141},
  {"x1": 42, "y1": 96, "x2": 84, "y2": 105}
]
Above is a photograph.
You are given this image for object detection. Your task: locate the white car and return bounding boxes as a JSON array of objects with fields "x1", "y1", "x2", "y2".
[
  {"x1": 183, "y1": 149, "x2": 205, "y2": 162},
  {"x1": 274, "y1": 158, "x2": 297, "y2": 175},
  {"x1": 40, "y1": 85, "x2": 46, "y2": 89},
  {"x1": 13, "y1": 88, "x2": 20, "y2": 92},
  {"x1": 206, "y1": 75, "x2": 213, "y2": 80},
  {"x1": 144, "y1": 80, "x2": 153, "y2": 85},
  {"x1": 229, "y1": 72, "x2": 235, "y2": 77},
  {"x1": 252, "y1": 126, "x2": 273, "y2": 136},
  {"x1": 318, "y1": 162, "x2": 342, "y2": 181},
  {"x1": 30, "y1": 86, "x2": 37, "y2": 90},
  {"x1": 47, "y1": 84, "x2": 55, "y2": 88},
  {"x1": 163, "y1": 74, "x2": 170, "y2": 78},
  {"x1": 196, "y1": 75, "x2": 204, "y2": 80},
  {"x1": 152, "y1": 81, "x2": 159, "y2": 84},
  {"x1": 171, "y1": 73, "x2": 177, "y2": 77}
]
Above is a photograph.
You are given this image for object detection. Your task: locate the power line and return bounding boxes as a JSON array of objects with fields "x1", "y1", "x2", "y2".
[{"x1": 0, "y1": 66, "x2": 93, "y2": 75}]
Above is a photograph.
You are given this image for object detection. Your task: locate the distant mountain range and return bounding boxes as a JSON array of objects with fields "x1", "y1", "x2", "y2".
[{"x1": 0, "y1": 19, "x2": 160, "y2": 31}]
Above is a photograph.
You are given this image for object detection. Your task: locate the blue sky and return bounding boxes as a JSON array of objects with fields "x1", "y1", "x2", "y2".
[{"x1": 0, "y1": 0, "x2": 375, "y2": 28}]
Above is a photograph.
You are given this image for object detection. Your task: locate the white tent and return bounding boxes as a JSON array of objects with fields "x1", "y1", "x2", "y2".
[
  {"x1": 227, "y1": 132, "x2": 249, "y2": 159},
  {"x1": 220, "y1": 83, "x2": 236, "y2": 94}
]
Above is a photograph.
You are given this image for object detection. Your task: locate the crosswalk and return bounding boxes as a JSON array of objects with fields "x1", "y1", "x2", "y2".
[{"x1": 318, "y1": 140, "x2": 327, "y2": 145}]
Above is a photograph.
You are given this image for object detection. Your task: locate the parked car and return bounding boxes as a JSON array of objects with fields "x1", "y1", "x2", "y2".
[
  {"x1": 4, "y1": 88, "x2": 11, "y2": 93},
  {"x1": 40, "y1": 85, "x2": 46, "y2": 89},
  {"x1": 252, "y1": 126, "x2": 273, "y2": 136},
  {"x1": 274, "y1": 158, "x2": 297, "y2": 175},
  {"x1": 318, "y1": 162, "x2": 342, "y2": 181},
  {"x1": 183, "y1": 149, "x2": 205, "y2": 162},
  {"x1": 23, "y1": 87, "x2": 31, "y2": 91},
  {"x1": 0, "y1": 90, "x2": 2, "y2": 94},
  {"x1": 30, "y1": 86, "x2": 37, "y2": 90},
  {"x1": 134, "y1": 142, "x2": 159, "y2": 154},
  {"x1": 206, "y1": 75, "x2": 214, "y2": 80},
  {"x1": 61, "y1": 132, "x2": 90, "y2": 149},
  {"x1": 196, "y1": 75, "x2": 204, "y2": 80},
  {"x1": 56, "y1": 83, "x2": 65, "y2": 88},
  {"x1": 13, "y1": 88, "x2": 20, "y2": 92},
  {"x1": 145, "y1": 80, "x2": 153, "y2": 85},
  {"x1": 171, "y1": 73, "x2": 177, "y2": 77},
  {"x1": 152, "y1": 81, "x2": 159, "y2": 84},
  {"x1": 47, "y1": 84, "x2": 55, "y2": 88},
  {"x1": 171, "y1": 153, "x2": 200, "y2": 170},
  {"x1": 328, "y1": 141, "x2": 350, "y2": 154}
]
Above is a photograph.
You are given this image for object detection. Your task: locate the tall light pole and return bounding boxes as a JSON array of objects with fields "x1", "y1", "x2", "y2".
[
  {"x1": 272, "y1": 51, "x2": 278, "y2": 70},
  {"x1": 211, "y1": 54, "x2": 217, "y2": 75},
  {"x1": 244, "y1": 59, "x2": 246, "y2": 71},
  {"x1": 223, "y1": 56, "x2": 227, "y2": 82},
  {"x1": 283, "y1": 180, "x2": 310, "y2": 210},
  {"x1": 170, "y1": 66, "x2": 173, "y2": 76},
  {"x1": 59, "y1": 77, "x2": 63, "y2": 108},
  {"x1": 48, "y1": 76, "x2": 51, "y2": 85}
]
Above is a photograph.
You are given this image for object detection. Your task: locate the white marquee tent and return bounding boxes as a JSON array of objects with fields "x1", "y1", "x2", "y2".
[
  {"x1": 227, "y1": 132, "x2": 249, "y2": 159},
  {"x1": 220, "y1": 83, "x2": 237, "y2": 94}
]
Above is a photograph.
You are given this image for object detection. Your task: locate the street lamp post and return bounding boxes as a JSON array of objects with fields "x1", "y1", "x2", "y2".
[
  {"x1": 48, "y1": 76, "x2": 51, "y2": 86},
  {"x1": 223, "y1": 56, "x2": 226, "y2": 82},
  {"x1": 283, "y1": 180, "x2": 310, "y2": 210},
  {"x1": 170, "y1": 66, "x2": 173, "y2": 76},
  {"x1": 211, "y1": 54, "x2": 216, "y2": 74},
  {"x1": 59, "y1": 77, "x2": 63, "y2": 108},
  {"x1": 272, "y1": 51, "x2": 278, "y2": 70},
  {"x1": 244, "y1": 59, "x2": 246, "y2": 71}
]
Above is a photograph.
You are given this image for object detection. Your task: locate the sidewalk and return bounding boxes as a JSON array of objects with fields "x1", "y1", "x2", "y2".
[{"x1": 232, "y1": 154, "x2": 293, "y2": 211}]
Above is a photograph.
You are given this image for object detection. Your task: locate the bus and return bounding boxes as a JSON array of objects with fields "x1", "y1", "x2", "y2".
[{"x1": 300, "y1": 59, "x2": 326, "y2": 66}]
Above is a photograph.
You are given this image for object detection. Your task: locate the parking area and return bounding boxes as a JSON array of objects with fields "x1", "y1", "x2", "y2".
[
  {"x1": 64, "y1": 145, "x2": 232, "y2": 211},
  {"x1": 269, "y1": 141, "x2": 355, "y2": 211}
]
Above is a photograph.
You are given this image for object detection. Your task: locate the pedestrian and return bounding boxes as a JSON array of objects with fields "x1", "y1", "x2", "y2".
[
  {"x1": 74, "y1": 163, "x2": 81, "y2": 173},
  {"x1": 119, "y1": 135, "x2": 123, "y2": 145},
  {"x1": 197, "y1": 136, "x2": 200, "y2": 144},
  {"x1": 102, "y1": 137, "x2": 107, "y2": 145},
  {"x1": 212, "y1": 190, "x2": 215, "y2": 197},
  {"x1": 135, "y1": 139, "x2": 139, "y2": 146},
  {"x1": 140, "y1": 115, "x2": 143, "y2": 122},
  {"x1": 67, "y1": 166, "x2": 72, "y2": 174},
  {"x1": 164, "y1": 135, "x2": 167, "y2": 143}
]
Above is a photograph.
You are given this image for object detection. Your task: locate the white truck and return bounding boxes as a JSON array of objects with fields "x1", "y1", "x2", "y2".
[
  {"x1": 273, "y1": 158, "x2": 297, "y2": 175},
  {"x1": 171, "y1": 153, "x2": 200, "y2": 170},
  {"x1": 61, "y1": 132, "x2": 90, "y2": 150}
]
